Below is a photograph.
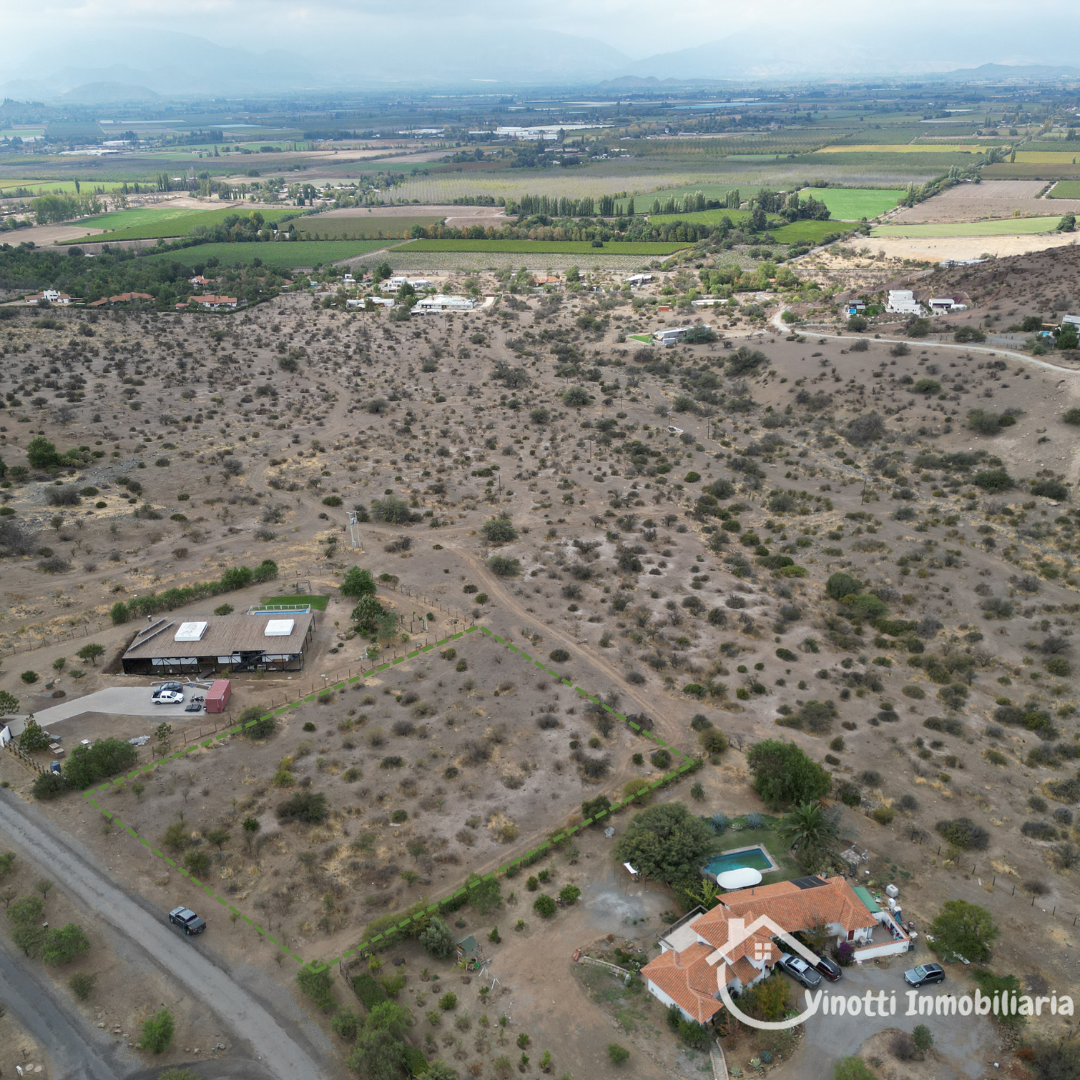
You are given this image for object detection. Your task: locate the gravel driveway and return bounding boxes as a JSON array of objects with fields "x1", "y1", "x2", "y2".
[
  {"x1": 795, "y1": 953, "x2": 993, "y2": 1079},
  {"x1": 0, "y1": 792, "x2": 337, "y2": 1080}
]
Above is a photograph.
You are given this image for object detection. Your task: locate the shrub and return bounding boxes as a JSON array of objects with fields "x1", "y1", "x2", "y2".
[
  {"x1": 277, "y1": 790, "x2": 329, "y2": 824},
  {"x1": 140, "y1": 1008, "x2": 175, "y2": 1053},
  {"x1": 871, "y1": 806, "x2": 896, "y2": 825},
  {"x1": 420, "y1": 916, "x2": 456, "y2": 959},
  {"x1": 559, "y1": 884, "x2": 581, "y2": 905},
  {"x1": 533, "y1": 894, "x2": 557, "y2": 917},
  {"x1": 20, "y1": 670, "x2": 38, "y2": 684},
  {"x1": 297, "y1": 965, "x2": 336, "y2": 1011},
  {"x1": 936, "y1": 817, "x2": 990, "y2": 851},
  {"x1": 481, "y1": 516, "x2": 518, "y2": 545},
  {"x1": 62, "y1": 738, "x2": 137, "y2": 790},
  {"x1": 69, "y1": 971, "x2": 97, "y2": 1001},
  {"x1": 438, "y1": 991, "x2": 458, "y2": 1011},
  {"x1": 239, "y1": 706, "x2": 276, "y2": 739},
  {"x1": 487, "y1": 555, "x2": 521, "y2": 577},
  {"x1": 825, "y1": 572, "x2": 861, "y2": 600},
  {"x1": 608, "y1": 1044, "x2": 630, "y2": 1066}
]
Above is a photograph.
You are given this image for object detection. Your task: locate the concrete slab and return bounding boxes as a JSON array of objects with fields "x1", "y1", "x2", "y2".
[{"x1": 18, "y1": 686, "x2": 203, "y2": 729}]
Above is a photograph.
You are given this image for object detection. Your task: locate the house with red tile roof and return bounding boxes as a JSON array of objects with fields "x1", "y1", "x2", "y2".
[{"x1": 641, "y1": 875, "x2": 909, "y2": 1024}]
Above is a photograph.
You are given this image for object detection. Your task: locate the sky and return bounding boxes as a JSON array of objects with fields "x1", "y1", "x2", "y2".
[{"x1": 0, "y1": 0, "x2": 1076, "y2": 91}]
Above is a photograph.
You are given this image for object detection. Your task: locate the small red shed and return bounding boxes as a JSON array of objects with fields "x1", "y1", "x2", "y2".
[{"x1": 205, "y1": 679, "x2": 232, "y2": 713}]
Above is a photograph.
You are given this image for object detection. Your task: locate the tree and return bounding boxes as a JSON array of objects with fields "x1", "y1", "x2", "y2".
[
  {"x1": 581, "y1": 794, "x2": 612, "y2": 823},
  {"x1": 777, "y1": 802, "x2": 839, "y2": 872},
  {"x1": 348, "y1": 1026, "x2": 405, "y2": 1080},
  {"x1": 480, "y1": 516, "x2": 518, "y2": 545},
  {"x1": 746, "y1": 740, "x2": 831, "y2": 809},
  {"x1": 613, "y1": 803, "x2": 714, "y2": 885},
  {"x1": 341, "y1": 566, "x2": 377, "y2": 598},
  {"x1": 912, "y1": 1024, "x2": 933, "y2": 1056},
  {"x1": 19, "y1": 717, "x2": 50, "y2": 752},
  {"x1": 41, "y1": 923, "x2": 91, "y2": 965},
  {"x1": 559, "y1": 884, "x2": 581, "y2": 905},
  {"x1": 140, "y1": 1008, "x2": 175, "y2": 1053},
  {"x1": 238, "y1": 706, "x2": 276, "y2": 739},
  {"x1": 26, "y1": 436, "x2": 62, "y2": 471},
  {"x1": 928, "y1": 899, "x2": 998, "y2": 963},
  {"x1": 825, "y1": 572, "x2": 861, "y2": 601},
  {"x1": 76, "y1": 643, "x2": 105, "y2": 666},
  {"x1": 533, "y1": 894, "x2": 557, "y2": 917},
  {"x1": 0, "y1": 689, "x2": 19, "y2": 715},
  {"x1": 12, "y1": 922, "x2": 47, "y2": 957},
  {"x1": 420, "y1": 916, "x2": 456, "y2": 959},
  {"x1": 352, "y1": 593, "x2": 389, "y2": 636},
  {"x1": 562, "y1": 386, "x2": 591, "y2": 407},
  {"x1": 0, "y1": 852, "x2": 14, "y2": 877}
]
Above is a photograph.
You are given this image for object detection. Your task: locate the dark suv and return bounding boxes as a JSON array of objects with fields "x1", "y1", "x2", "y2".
[
  {"x1": 904, "y1": 963, "x2": 944, "y2": 988},
  {"x1": 169, "y1": 907, "x2": 206, "y2": 935},
  {"x1": 777, "y1": 952, "x2": 823, "y2": 989}
]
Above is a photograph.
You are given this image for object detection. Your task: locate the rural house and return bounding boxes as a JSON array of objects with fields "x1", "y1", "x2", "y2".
[
  {"x1": 642, "y1": 875, "x2": 910, "y2": 1024},
  {"x1": 885, "y1": 289, "x2": 923, "y2": 315},
  {"x1": 121, "y1": 610, "x2": 316, "y2": 676}
]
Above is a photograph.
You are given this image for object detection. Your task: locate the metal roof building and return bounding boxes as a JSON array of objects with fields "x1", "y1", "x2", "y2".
[{"x1": 121, "y1": 610, "x2": 316, "y2": 676}]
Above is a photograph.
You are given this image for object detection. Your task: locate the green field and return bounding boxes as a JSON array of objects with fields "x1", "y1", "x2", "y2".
[
  {"x1": 0, "y1": 179, "x2": 129, "y2": 196},
  {"x1": 142, "y1": 239, "x2": 395, "y2": 269},
  {"x1": 871, "y1": 217, "x2": 1060, "y2": 238},
  {"x1": 770, "y1": 220, "x2": 857, "y2": 243},
  {"x1": 798, "y1": 187, "x2": 905, "y2": 220},
  {"x1": 1049, "y1": 181, "x2": 1080, "y2": 199},
  {"x1": 647, "y1": 208, "x2": 754, "y2": 228},
  {"x1": 402, "y1": 239, "x2": 689, "y2": 255},
  {"x1": 66, "y1": 205, "x2": 296, "y2": 243},
  {"x1": 293, "y1": 215, "x2": 443, "y2": 240}
]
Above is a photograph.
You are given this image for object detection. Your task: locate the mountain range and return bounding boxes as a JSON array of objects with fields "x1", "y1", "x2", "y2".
[{"x1": 2, "y1": 28, "x2": 1079, "y2": 100}]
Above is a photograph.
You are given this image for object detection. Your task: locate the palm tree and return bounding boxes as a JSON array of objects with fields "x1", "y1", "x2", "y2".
[{"x1": 777, "y1": 802, "x2": 839, "y2": 872}]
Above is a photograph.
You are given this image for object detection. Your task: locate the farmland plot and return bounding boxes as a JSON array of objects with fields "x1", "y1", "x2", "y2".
[{"x1": 888, "y1": 180, "x2": 1080, "y2": 224}]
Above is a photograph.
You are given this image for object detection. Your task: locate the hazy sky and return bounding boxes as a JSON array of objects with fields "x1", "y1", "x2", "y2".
[{"x1": 2, "y1": 0, "x2": 1067, "y2": 61}]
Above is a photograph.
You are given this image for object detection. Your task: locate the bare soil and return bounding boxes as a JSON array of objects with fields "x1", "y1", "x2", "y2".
[
  {"x1": 2, "y1": 253, "x2": 1079, "y2": 1074},
  {"x1": 886, "y1": 180, "x2": 1080, "y2": 224}
]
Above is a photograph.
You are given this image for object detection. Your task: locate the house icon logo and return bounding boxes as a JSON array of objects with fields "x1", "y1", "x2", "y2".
[{"x1": 705, "y1": 914, "x2": 825, "y2": 1031}]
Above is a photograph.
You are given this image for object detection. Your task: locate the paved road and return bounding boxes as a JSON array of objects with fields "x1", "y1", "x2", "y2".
[
  {"x1": 796, "y1": 955, "x2": 992, "y2": 1079},
  {"x1": 0, "y1": 793, "x2": 335, "y2": 1080},
  {"x1": 0, "y1": 938, "x2": 129, "y2": 1080}
]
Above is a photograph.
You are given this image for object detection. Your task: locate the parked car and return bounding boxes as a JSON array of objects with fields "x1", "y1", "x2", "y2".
[
  {"x1": 168, "y1": 907, "x2": 206, "y2": 935},
  {"x1": 153, "y1": 682, "x2": 184, "y2": 695},
  {"x1": 813, "y1": 954, "x2": 843, "y2": 982},
  {"x1": 777, "y1": 953, "x2": 822, "y2": 989},
  {"x1": 154, "y1": 691, "x2": 184, "y2": 705},
  {"x1": 904, "y1": 963, "x2": 945, "y2": 988}
]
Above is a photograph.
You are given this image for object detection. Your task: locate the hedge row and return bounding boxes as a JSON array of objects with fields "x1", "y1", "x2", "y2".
[{"x1": 110, "y1": 560, "x2": 278, "y2": 623}]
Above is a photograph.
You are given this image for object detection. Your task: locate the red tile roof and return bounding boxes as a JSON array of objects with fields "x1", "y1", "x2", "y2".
[{"x1": 640, "y1": 943, "x2": 725, "y2": 1023}]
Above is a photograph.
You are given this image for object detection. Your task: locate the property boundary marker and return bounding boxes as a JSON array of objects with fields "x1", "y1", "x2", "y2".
[{"x1": 79, "y1": 624, "x2": 700, "y2": 971}]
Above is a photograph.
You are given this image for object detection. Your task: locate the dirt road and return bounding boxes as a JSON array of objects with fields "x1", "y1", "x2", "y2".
[
  {"x1": 0, "y1": 793, "x2": 338, "y2": 1080},
  {"x1": 0, "y1": 938, "x2": 129, "y2": 1080}
]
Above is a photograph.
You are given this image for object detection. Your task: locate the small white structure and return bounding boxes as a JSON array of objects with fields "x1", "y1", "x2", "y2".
[
  {"x1": 626, "y1": 273, "x2": 654, "y2": 286},
  {"x1": 25, "y1": 289, "x2": 71, "y2": 305},
  {"x1": 380, "y1": 276, "x2": 433, "y2": 294},
  {"x1": 691, "y1": 298, "x2": 728, "y2": 307},
  {"x1": 928, "y1": 297, "x2": 966, "y2": 314},
  {"x1": 715, "y1": 867, "x2": 762, "y2": 890},
  {"x1": 413, "y1": 295, "x2": 476, "y2": 313},
  {"x1": 886, "y1": 290, "x2": 923, "y2": 315},
  {"x1": 653, "y1": 325, "x2": 709, "y2": 346},
  {"x1": 1062, "y1": 314, "x2": 1080, "y2": 329},
  {"x1": 346, "y1": 296, "x2": 394, "y2": 309}
]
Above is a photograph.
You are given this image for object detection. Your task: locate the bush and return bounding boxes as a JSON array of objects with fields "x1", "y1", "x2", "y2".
[
  {"x1": 40, "y1": 923, "x2": 91, "y2": 966},
  {"x1": 533, "y1": 894, "x2": 557, "y2": 917},
  {"x1": 746, "y1": 739, "x2": 831, "y2": 808},
  {"x1": 297, "y1": 965, "x2": 336, "y2": 1011},
  {"x1": 277, "y1": 790, "x2": 329, "y2": 824},
  {"x1": 480, "y1": 516, "x2": 518, "y2": 545},
  {"x1": 420, "y1": 916, "x2": 456, "y2": 959},
  {"x1": 608, "y1": 1044, "x2": 630, "y2": 1066},
  {"x1": 63, "y1": 738, "x2": 137, "y2": 790},
  {"x1": 935, "y1": 817, "x2": 990, "y2": 851},
  {"x1": 140, "y1": 1008, "x2": 175, "y2": 1053},
  {"x1": 487, "y1": 555, "x2": 521, "y2": 577},
  {"x1": 974, "y1": 468, "x2": 1014, "y2": 491},
  {"x1": 927, "y1": 899, "x2": 998, "y2": 963},
  {"x1": 834, "y1": 1057, "x2": 875, "y2": 1080},
  {"x1": 825, "y1": 572, "x2": 861, "y2": 600},
  {"x1": 69, "y1": 971, "x2": 97, "y2": 1001},
  {"x1": 890, "y1": 1032, "x2": 917, "y2": 1061},
  {"x1": 438, "y1": 991, "x2": 458, "y2": 1010},
  {"x1": 239, "y1": 706, "x2": 277, "y2": 739},
  {"x1": 32, "y1": 771, "x2": 67, "y2": 801},
  {"x1": 20, "y1": 670, "x2": 38, "y2": 684},
  {"x1": 559, "y1": 884, "x2": 581, "y2": 905}
]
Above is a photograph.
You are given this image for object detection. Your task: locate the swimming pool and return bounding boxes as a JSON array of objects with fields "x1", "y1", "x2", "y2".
[{"x1": 703, "y1": 844, "x2": 777, "y2": 878}]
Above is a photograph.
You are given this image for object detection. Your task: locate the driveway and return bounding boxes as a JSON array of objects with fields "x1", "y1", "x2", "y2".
[
  {"x1": 795, "y1": 953, "x2": 993, "y2": 1079},
  {"x1": 12, "y1": 686, "x2": 200, "y2": 730},
  {"x1": 0, "y1": 793, "x2": 338, "y2": 1080}
]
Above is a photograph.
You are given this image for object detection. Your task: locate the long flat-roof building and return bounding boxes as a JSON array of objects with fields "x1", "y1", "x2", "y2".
[{"x1": 121, "y1": 610, "x2": 316, "y2": 676}]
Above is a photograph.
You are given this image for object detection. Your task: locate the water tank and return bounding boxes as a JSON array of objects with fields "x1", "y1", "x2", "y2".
[{"x1": 885, "y1": 883, "x2": 900, "y2": 899}]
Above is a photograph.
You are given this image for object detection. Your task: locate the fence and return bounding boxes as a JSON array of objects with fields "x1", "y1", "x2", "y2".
[
  {"x1": 0, "y1": 618, "x2": 112, "y2": 659},
  {"x1": 4, "y1": 740, "x2": 46, "y2": 775},
  {"x1": 577, "y1": 955, "x2": 634, "y2": 982}
]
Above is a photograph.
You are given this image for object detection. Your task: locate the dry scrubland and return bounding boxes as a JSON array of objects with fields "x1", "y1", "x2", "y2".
[{"x1": 2, "y1": 247, "x2": 1080, "y2": 1076}]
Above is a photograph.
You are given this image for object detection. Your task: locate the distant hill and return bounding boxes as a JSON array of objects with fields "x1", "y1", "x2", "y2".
[{"x1": 62, "y1": 82, "x2": 160, "y2": 104}]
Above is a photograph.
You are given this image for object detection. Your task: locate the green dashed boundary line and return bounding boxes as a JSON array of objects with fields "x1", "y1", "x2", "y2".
[{"x1": 81, "y1": 624, "x2": 699, "y2": 971}]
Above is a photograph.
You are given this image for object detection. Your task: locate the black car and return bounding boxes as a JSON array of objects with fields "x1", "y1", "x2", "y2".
[
  {"x1": 153, "y1": 682, "x2": 185, "y2": 699},
  {"x1": 904, "y1": 963, "x2": 945, "y2": 988},
  {"x1": 169, "y1": 907, "x2": 206, "y2": 935},
  {"x1": 814, "y1": 954, "x2": 843, "y2": 982}
]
